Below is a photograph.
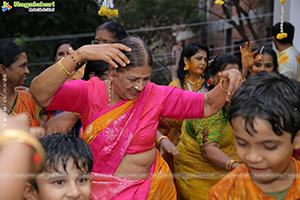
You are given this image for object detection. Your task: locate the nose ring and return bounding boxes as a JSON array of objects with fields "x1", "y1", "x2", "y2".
[{"x1": 134, "y1": 85, "x2": 139, "y2": 90}]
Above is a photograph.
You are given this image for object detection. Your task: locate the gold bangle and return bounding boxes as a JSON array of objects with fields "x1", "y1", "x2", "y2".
[
  {"x1": 156, "y1": 135, "x2": 169, "y2": 148},
  {"x1": 73, "y1": 112, "x2": 80, "y2": 119},
  {"x1": 58, "y1": 57, "x2": 74, "y2": 76},
  {"x1": 0, "y1": 129, "x2": 45, "y2": 172},
  {"x1": 69, "y1": 47, "x2": 79, "y2": 66},
  {"x1": 229, "y1": 160, "x2": 239, "y2": 172},
  {"x1": 219, "y1": 78, "x2": 228, "y2": 93}
]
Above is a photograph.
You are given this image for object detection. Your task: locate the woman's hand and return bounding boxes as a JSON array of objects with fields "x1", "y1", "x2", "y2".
[
  {"x1": 75, "y1": 43, "x2": 131, "y2": 68},
  {"x1": 239, "y1": 42, "x2": 259, "y2": 77},
  {"x1": 218, "y1": 68, "x2": 243, "y2": 102},
  {"x1": 160, "y1": 138, "x2": 180, "y2": 156}
]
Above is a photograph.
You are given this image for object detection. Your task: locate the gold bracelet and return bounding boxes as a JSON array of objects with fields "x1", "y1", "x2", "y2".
[
  {"x1": 0, "y1": 129, "x2": 45, "y2": 172},
  {"x1": 219, "y1": 78, "x2": 228, "y2": 93},
  {"x1": 69, "y1": 47, "x2": 79, "y2": 66},
  {"x1": 156, "y1": 135, "x2": 169, "y2": 149},
  {"x1": 225, "y1": 159, "x2": 239, "y2": 172},
  {"x1": 73, "y1": 112, "x2": 80, "y2": 119},
  {"x1": 58, "y1": 57, "x2": 74, "y2": 76}
]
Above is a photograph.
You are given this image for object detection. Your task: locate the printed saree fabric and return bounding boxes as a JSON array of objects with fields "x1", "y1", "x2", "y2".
[
  {"x1": 208, "y1": 158, "x2": 300, "y2": 200},
  {"x1": 174, "y1": 109, "x2": 239, "y2": 200},
  {"x1": 11, "y1": 90, "x2": 41, "y2": 127}
]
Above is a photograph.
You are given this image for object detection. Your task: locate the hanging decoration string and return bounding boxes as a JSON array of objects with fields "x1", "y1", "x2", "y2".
[
  {"x1": 276, "y1": 0, "x2": 288, "y2": 40},
  {"x1": 98, "y1": 0, "x2": 118, "y2": 18},
  {"x1": 215, "y1": 0, "x2": 225, "y2": 6}
]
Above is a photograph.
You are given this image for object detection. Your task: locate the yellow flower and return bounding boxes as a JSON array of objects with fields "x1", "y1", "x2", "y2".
[
  {"x1": 276, "y1": 32, "x2": 288, "y2": 40},
  {"x1": 108, "y1": 8, "x2": 118, "y2": 18},
  {"x1": 98, "y1": 6, "x2": 108, "y2": 16},
  {"x1": 280, "y1": 0, "x2": 286, "y2": 3},
  {"x1": 215, "y1": 0, "x2": 225, "y2": 6}
]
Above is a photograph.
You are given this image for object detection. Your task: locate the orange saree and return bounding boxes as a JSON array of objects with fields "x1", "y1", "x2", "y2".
[
  {"x1": 10, "y1": 90, "x2": 41, "y2": 127},
  {"x1": 208, "y1": 157, "x2": 300, "y2": 200}
]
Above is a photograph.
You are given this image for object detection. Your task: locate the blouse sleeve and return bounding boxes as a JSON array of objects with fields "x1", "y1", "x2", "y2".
[
  {"x1": 193, "y1": 110, "x2": 224, "y2": 147},
  {"x1": 159, "y1": 85, "x2": 204, "y2": 119},
  {"x1": 46, "y1": 80, "x2": 88, "y2": 113}
]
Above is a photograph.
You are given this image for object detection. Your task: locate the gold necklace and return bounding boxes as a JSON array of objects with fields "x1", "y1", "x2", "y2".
[
  {"x1": 188, "y1": 76, "x2": 203, "y2": 87},
  {"x1": 0, "y1": 92, "x2": 32, "y2": 127}
]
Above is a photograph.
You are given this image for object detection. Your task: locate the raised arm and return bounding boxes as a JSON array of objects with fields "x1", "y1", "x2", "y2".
[
  {"x1": 239, "y1": 42, "x2": 259, "y2": 78},
  {"x1": 203, "y1": 68, "x2": 243, "y2": 118},
  {"x1": 30, "y1": 44, "x2": 131, "y2": 108}
]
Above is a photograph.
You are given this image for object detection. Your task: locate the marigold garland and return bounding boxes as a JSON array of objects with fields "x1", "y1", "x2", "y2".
[
  {"x1": 215, "y1": 0, "x2": 225, "y2": 6},
  {"x1": 98, "y1": 0, "x2": 118, "y2": 18},
  {"x1": 276, "y1": 0, "x2": 288, "y2": 40}
]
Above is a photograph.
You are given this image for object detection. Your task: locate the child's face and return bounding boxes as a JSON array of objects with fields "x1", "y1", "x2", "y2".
[
  {"x1": 35, "y1": 159, "x2": 91, "y2": 200},
  {"x1": 232, "y1": 116, "x2": 299, "y2": 184}
]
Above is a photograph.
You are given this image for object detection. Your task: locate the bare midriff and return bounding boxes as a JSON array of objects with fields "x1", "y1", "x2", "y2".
[{"x1": 114, "y1": 147, "x2": 157, "y2": 180}]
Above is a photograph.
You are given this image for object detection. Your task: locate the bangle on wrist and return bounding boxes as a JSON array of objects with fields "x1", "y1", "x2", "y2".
[
  {"x1": 58, "y1": 57, "x2": 74, "y2": 76},
  {"x1": 219, "y1": 78, "x2": 228, "y2": 93},
  {"x1": 0, "y1": 129, "x2": 45, "y2": 172},
  {"x1": 156, "y1": 135, "x2": 169, "y2": 149},
  {"x1": 225, "y1": 159, "x2": 239, "y2": 172},
  {"x1": 73, "y1": 112, "x2": 80, "y2": 119}
]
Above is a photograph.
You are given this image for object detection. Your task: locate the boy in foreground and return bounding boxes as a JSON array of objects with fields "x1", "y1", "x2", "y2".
[
  {"x1": 208, "y1": 72, "x2": 300, "y2": 199},
  {"x1": 23, "y1": 133, "x2": 93, "y2": 200}
]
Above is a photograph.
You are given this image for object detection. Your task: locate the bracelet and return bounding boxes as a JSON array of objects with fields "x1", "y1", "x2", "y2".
[
  {"x1": 58, "y1": 57, "x2": 74, "y2": 76},
  {"x1": 0, "y1": 129, "x2": 45, "y2": 172},
  {"x1": 73, "y1": 112, "x2": 80, "y2": 119},
  {"x1": 156, "y1": 135, "x2": 169, "y2": 149},
  {"x1": 219, "y1": 78, "x2": 228, "y2": 93},
  {"x1": 225, "y1": 159, "x2": 239, "y2": 172},
  {"x1": 69, "y1": 47, "x2": 79, "y2": 66},
  {"x1": 228, "y1": 160, "x2": 239, "y2": 172}
]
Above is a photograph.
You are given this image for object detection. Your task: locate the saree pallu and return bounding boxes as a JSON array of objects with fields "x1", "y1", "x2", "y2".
[
  {"x1": 208, "y1": 158, "x2": 300, "y2": 200},
  {"x1": 11, "y1": 90, "x2": 41, "y2": 127},
  {"x1": 90, "y1": 149, "x2": 176, "y2": 200},
  {"x1": 174, "y1": 121, "x2": 239, "y2": 200}
]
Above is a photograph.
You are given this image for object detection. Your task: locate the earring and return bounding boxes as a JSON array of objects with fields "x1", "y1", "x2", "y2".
[
  {"x1": 2, "y1": 74, "x2": 7, "y2": 83},
  {"x1": 184, "y1": 74, "x2": 189, "y2": 83},
  {"x1": 183, "y1": 64, "x2": 190, "y2": 71},
  {"x1": 207, "y1": 79, "x2": 212, "y2": 86},
  {"x1": 134, "y1": 85, "x2": 138, "y2": 90}
]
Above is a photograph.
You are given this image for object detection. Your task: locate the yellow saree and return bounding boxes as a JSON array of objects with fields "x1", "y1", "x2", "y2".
[{"x1": 174, "y1": 110, "x2": 239, "y2": 200}]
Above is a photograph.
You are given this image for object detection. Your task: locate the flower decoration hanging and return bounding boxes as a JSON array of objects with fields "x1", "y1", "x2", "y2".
[
  {"x1": 255, "y1": 46, "x2": 265, "y2": 61},
  {"x1": 215, "y1": 0, "x2": 225, "y2": 6},
  {"x1": 276, "y1": 0, "x2": 288, "y2": 40},
  {"x1": 98, "y1": 0, "x2": 118, "y2": 18}
]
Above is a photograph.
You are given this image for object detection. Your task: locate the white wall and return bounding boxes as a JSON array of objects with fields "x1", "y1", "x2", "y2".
[{"x1": 273, "y1": 0, "x2": 300, "y2": 51}]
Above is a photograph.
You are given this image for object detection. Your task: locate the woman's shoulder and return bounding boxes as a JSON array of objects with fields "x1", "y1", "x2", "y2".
[{"x1": 168, "y1": 79, "x2": 181, "y2": 88}]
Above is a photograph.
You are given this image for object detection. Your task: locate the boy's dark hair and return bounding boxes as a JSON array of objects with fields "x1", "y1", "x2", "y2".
[
  {"x1": 177, "y1": 42, "x2": 210, "y2": 89},
  {"x1": 228, "y1": 72, "x2": 300, "y2": 142},
  {"x1": 272, "y1": 22, "x2": 295, "y2": 44},
  {"x1": 253, "y1": 46, "x2": 278, "y2": 72},
  {"x1": 32, "y1": 134, "x2": 93, "y2": 192},
  {"x1": 82, "y1": 60, "x2": 109, "y2": 81}
]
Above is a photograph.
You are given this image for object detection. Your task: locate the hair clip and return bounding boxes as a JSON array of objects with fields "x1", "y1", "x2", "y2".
[{"x1": 255, "y1": 46, "x2": 264, "y2": 61}]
